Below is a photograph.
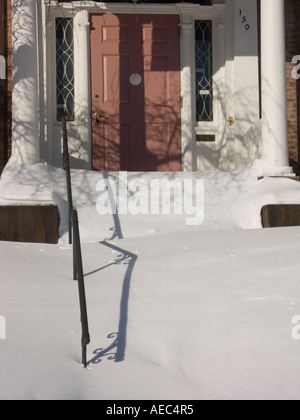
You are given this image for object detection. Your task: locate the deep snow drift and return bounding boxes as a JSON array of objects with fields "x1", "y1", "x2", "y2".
[{"x1": 1, "y1": 158, "x2": 300, "y2": 400}]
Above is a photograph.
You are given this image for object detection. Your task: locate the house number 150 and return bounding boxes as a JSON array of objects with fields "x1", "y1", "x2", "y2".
[{"x1": 239, "y1": 9, "x2": 250, "y2": 30}]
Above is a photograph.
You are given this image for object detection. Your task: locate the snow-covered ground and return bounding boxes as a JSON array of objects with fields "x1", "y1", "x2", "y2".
[{"x1": 1, "y1": 158, "x2": 300, "y2": 400}]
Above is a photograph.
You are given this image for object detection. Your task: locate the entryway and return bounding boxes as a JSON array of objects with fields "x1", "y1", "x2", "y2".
[{"x1": 90, "y1": 14, "x2": 182, "y2": 171}]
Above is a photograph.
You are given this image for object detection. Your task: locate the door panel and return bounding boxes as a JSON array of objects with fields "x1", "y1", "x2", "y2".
[
  {"x1": 90, "y1": 14, "x2": 181, "y2": 171},
  {"x1": 144, "y1": 56, "x2": 168, "y2": 103},
  {"x1": 103, "y1": 55, "x2": 130, "y2": 104}
]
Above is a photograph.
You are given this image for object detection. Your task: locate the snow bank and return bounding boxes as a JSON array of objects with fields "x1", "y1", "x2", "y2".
[
  {"x1": 1, "y1": 158, "x2": 300, "y2": 400},
  {"x1": 1, "y1": 157, "x2": 300, "y2": 242},
  {"x1": 1, "y1": 227, "x2": 300, "y2": 400}
]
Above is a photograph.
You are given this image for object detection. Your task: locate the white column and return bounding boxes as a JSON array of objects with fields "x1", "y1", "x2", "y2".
[
  {"x1": 12, "y1": 0, "x2": 39, "y2": 165},
  {"x1": 180, "y1": 15, "x2": 194, "y2": 171},
  {"x1": 260, "y1": 0, "x2": 289, "y2": 166},
  {"x1": 74, "y1": 10, "x2": 91, "y2": 168}
]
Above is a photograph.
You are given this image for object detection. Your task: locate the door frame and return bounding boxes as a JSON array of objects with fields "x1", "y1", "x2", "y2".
[{"x1": 43, "y1": 2, "x2": 225, "y2": 171}]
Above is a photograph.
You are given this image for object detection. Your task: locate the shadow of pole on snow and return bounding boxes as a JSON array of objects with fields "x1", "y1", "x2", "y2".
[{"x1": 87, "y1": 241, "x2": 138, "y2": 365}]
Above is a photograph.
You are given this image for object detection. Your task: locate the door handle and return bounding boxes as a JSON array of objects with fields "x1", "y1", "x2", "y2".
[{"x1": 93, "y1": 111, "x2": 106, "y2": 122}]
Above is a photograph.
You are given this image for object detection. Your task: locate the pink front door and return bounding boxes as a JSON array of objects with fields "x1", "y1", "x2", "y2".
[{"x1": 90, "y1": 14, "x2": 181, "y2": 171}]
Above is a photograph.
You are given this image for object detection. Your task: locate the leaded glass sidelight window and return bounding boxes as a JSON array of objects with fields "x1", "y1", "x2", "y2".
[
  {"x1": 195, "y1": 20, "x2": 213, "y2": 122},
  {"x1": 56, "y1": 18, "x2": 75, "y2": 121}
]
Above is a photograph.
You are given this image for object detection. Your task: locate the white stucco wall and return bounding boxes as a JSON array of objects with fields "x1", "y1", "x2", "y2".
[
  {"x1": 12, "y1": 0, "x2": 39, "y2": 165},
  {"x1": 233, "y1": 0, "x2": 260, "y2": 168}
]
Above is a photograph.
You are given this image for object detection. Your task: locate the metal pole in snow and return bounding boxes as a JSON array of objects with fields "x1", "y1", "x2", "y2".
[
  {"x1": 61, "y1": 116, "x2": 90, "y2": 366},
  {"x1": 62, "y1": 114, "x2": 73, "y2": 245},
  {"x1": 72, "y1": 208, "x2": 90, "y2": 367}
]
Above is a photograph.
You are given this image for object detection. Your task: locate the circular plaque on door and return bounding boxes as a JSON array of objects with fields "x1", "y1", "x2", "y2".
[{"x1": 129, "y1": 73, "x2": 142, "y2": 86}]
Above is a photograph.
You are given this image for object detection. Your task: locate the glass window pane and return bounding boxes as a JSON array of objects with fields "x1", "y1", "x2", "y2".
[
  {"x1": 56, "y1": 18, "x2": 74, "y2": 121},
  {"x1": 195, "y1": 20, "x2": 213, "y2": 122}
]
